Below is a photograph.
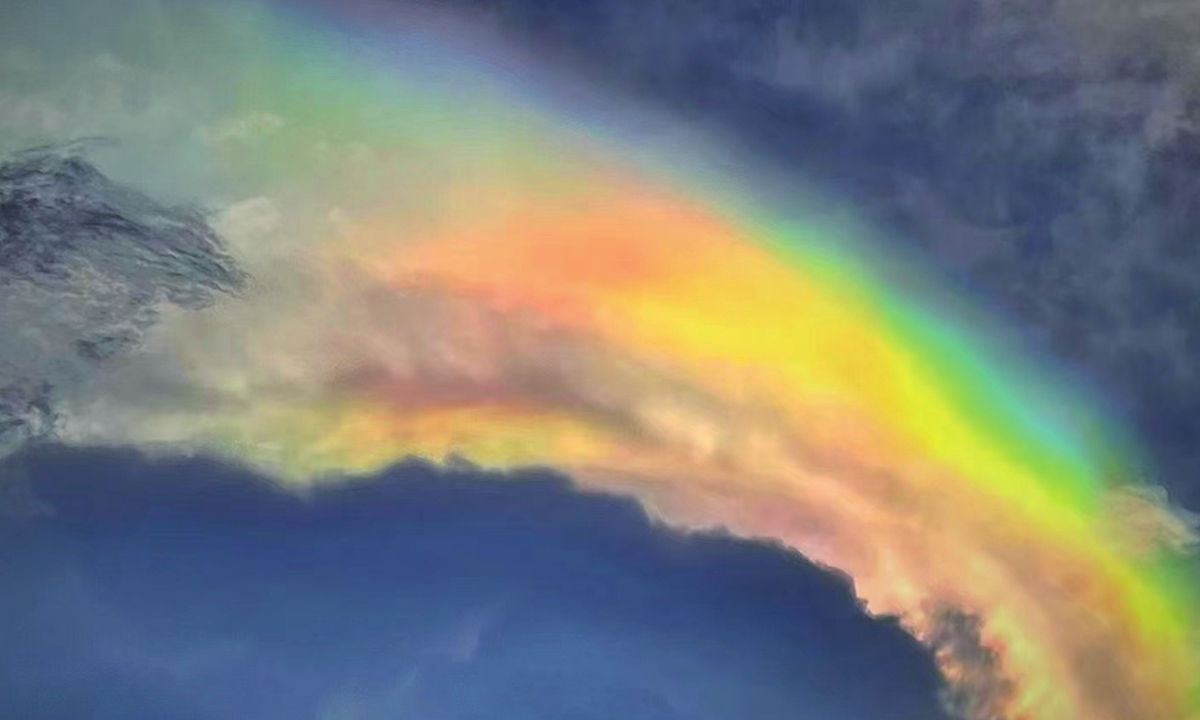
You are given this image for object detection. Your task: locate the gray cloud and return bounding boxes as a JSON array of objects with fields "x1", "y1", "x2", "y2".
[
  {"x1": 925, "y1": 605, "x2": 1016, "y2": 720},
  {"x1": 0, "y1": 146, "x2": 245, "y2": 481}
]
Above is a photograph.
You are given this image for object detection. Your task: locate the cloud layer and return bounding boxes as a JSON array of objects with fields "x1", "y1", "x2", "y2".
[{"x1": 0, "y1": 3, "x2": 1197, "y2": 720}]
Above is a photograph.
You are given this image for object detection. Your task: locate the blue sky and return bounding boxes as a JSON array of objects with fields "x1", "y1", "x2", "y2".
[{"x1": 1, "y1": 448, "x2": 951, "y2": 720}]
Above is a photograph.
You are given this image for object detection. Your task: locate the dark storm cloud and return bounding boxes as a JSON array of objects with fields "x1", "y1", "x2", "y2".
[
  {"x1": 0, "y1": 447, "x2": 954, "y2": 720},
  {"x1": 925, "y1": 606, "x2": 1016, "y2": 720},
  {"x1": 448, "y1": 0, "x2": 1200, "y2": 509},
  {"x1": 0, "y1": 146, "x2": 245, "y2": 485}
]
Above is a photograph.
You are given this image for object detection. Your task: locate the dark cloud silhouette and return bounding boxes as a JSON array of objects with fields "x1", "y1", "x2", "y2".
[
  {"x1": 0, "y1": 447, "x2": 954, "y2": 720},
  {"x1": 925, "y1": 606, "x2": 1016, "y2": 720}
]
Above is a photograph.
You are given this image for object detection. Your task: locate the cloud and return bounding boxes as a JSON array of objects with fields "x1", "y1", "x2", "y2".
[
  {"x1": 0, "y1": 146, "x2": 244, "y2": 476},
  {"x1": 0, "y1": 4, "x2": 1196, "y2": 719},
  {"x1": 198, "y1": 112, "x2": 286, "y2": 146},
  {"x1": 926, "y1": 606, "x2": 1017, "y2": 720},
  {"x1": 457, "y1": 0, "x2": 1200, "y2": 513}
]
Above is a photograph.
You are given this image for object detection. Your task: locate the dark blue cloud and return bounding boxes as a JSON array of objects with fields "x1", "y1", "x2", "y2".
[{"x1": 1, "y1": 448, "x2": 953, "y2": 720}]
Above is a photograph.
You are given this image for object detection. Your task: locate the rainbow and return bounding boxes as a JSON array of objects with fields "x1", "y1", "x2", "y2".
[{"x1": 52, "y1": 2, "x2": 1200, "y2": 719}]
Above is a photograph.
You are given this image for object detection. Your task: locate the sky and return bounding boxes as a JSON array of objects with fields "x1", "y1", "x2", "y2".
[
  {"x1": 1, "y1": 447, "x2": 952, "y2": 720},
  {"x1": 1, "y1": 1, "x2": 1199, "y2": 719}
]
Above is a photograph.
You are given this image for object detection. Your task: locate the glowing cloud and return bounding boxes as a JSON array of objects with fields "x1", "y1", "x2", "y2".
[{"x1": 16, "y1": 2, "x2": 1196, "y2": 719}]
